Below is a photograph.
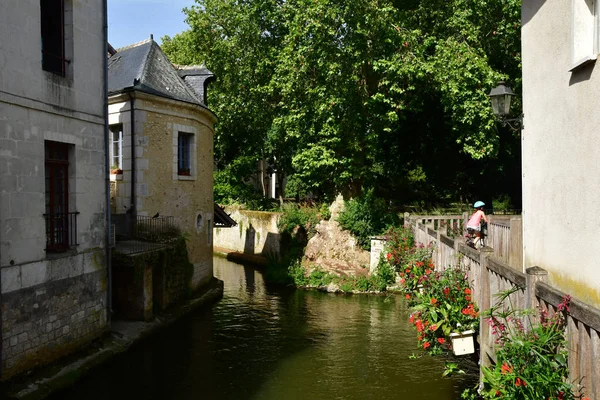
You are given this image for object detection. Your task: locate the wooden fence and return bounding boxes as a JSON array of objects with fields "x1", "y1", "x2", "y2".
[
  {"x1": 405, "y1": 213, "x2": 523, "y2": 270},
  {"x1": 407, "y1": 219, "x2": 600, "y2": 398}
]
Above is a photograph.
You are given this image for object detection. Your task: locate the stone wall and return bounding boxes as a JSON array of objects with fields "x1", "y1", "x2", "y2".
[
  {"x1": 108, "y1": 94, "x2": 216, "y2": 291},
  {"x1": 1, "y1": 249, "x2": 107, "y2": 379},
  {"x1": 0, "y1": 0, "x2": 109, "y2": 380},
  {"x1": 112, "y1": 241, "x2": 192, "y2": 321},
  {"x1": 213, "y1": 208, "x2": 281, "y2": 258}
]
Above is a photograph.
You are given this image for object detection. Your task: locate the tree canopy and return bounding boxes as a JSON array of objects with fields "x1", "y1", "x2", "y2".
[{"x1": 162, "y1": 0, "x2": 522, "y2": 208}]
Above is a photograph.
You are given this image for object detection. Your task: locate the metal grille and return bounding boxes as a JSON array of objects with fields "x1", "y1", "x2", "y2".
[
  {"x1": 113, "y1": 215, "x2": 179, "y2": 255},
  {"x1": 44, "y1": 212, "x2": 79, "y2": 252}
]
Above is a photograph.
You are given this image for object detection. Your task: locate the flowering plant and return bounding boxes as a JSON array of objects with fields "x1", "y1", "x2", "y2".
[
  {"x1": 473, "y1": 287, "x2": 589, "y2": 400},
  {"x1": 409, "y1": 267, "x2": 479, "y2": 354}
]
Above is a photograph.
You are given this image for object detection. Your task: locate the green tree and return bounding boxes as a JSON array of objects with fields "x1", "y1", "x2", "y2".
[{"x1": 163, "y1": 0, "x2": 522, "y2": 208}]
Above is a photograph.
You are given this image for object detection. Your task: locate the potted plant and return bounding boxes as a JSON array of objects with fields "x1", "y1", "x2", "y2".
[
  {"x1": 449, "y1": 329, "x2": 475, "y2": 356},
  {"x1": 408, "y1": 267, "x2": 479, "y2": 355},
  {"x1": 110, "y1": 165, "x2": 123, "y2": 175}
]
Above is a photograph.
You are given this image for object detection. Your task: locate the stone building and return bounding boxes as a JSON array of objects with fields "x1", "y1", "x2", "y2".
[
  {"x1": 0, "y1": 0, "x2": 108, "y2": 378},
  {"x1": 522, "y1": 0, "x2": 600, "y2": 309},
  {"x1": 108, "y1": 38, "x2": 217, "y2": 291}
]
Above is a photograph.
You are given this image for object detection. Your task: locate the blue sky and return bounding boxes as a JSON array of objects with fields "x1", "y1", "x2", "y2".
[{"x1": 108, "y1": 0, "x2": 196, "y2": 49}]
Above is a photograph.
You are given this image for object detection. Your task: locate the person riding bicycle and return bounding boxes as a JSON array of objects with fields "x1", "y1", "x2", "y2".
[{"x1": 466, "y1": 201, "x2": 488, "y2": 248}]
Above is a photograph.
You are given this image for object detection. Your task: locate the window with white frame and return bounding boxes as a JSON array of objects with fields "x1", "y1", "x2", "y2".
[
  {"x1": 109, "y1": 124, "x2": 123, "y2": 172},
  {"x1": 178, "y1": 132, "x2": 193, "y2": 176},
  {"x1": 572, "y1": 0, "x2": 600, "y2": 68}
]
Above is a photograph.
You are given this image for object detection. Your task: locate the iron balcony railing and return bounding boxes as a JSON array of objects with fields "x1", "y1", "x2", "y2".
[
  {"x1": 113, "y1": 214, "x2": 180, "y2": 255},
  {"x1": 44, "y1": 211, "x2": 79, "y2": 252}
]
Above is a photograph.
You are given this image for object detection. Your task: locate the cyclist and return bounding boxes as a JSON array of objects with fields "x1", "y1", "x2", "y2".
[{"x1": 466, "y1": 201, "x2": 488, "y2": 249}]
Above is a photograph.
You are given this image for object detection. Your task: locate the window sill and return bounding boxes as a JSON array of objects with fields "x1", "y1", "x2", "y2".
[
  {"x1": 569, "y1": 55, "x2": 597, "y2": 72},
  {"x1": 177, "y1": 175, "x2": 196, "y2": 181},
  {"x1": 110, "y1": 173, "x2": 123, "y2": 181},
  {"x1": 45, "y1": 248, "x2": 78, "y2": 260}
]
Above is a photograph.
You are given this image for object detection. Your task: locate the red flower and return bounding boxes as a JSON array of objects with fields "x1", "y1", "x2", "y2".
[
  {"x1": 465, "y1": 295, "x2": 472, "y2": 302},
  {"x1": 423, "y1": 341, "x2": 430, "y2": 349},
  {"x1": 430, "y1": 298, "x2": 437, "y2": 305},
  {"x1": 515, "y1": 377, "x2": 526, "y2": 387},
  {"x1": 405, "y1": 294, "x2": 410, "y2": 300},
  {"x1": 429, "y1": 324, "x2": 437, "y2": 331},
  {"x1": 416, "y1": 320, "x2": 424, "y2": 332},
  {"x1": 443, "y1": 287, "x2": 450, "y2": 296},
  {"x1": 409, "y1": 314, "x2": 415, "y2": 324},
  {"x1": 437, "y1": 338, "x2": 445, "y2": 344},
  {"x1": 386, "y1": 253, "x2": 392, "y2": 260},
  {"x1": 464, "y1": 288, "x2": 471, "y2": 295},
  {"x1": 501, "y1": 363, "x2": 512, "y2": 375}
]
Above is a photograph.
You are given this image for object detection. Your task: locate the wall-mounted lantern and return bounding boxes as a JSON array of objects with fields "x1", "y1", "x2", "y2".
[{"x1": 488, "y1": 81, "x2": 523, "y2": 130}]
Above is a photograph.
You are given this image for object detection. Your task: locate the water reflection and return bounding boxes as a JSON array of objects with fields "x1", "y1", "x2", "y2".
[{"x1": 50, "y1": 257, "x2": 477, "y2": 400}]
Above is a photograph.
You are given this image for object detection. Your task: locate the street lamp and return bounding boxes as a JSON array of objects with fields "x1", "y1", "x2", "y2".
[{"x1": 488, "y1": 81, "x2": 523, "y2": 130}]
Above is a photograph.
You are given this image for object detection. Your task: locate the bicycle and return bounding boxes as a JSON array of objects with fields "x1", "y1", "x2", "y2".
[{"x1": 465, "y1": 221, "x2": 487, "y2": 250}]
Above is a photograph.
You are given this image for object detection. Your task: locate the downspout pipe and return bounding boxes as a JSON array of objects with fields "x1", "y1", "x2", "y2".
[
  {"x1": 103, "y1": 0, "x2": 112, "y2": 323},
  {"x1": 129, "y1": 92, "x2": 136, "y2": 219}
]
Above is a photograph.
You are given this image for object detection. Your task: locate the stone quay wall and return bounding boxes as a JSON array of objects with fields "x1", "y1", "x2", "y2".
[
  {"x1": 213, "y1": 208, "x2": 281, "y2": 259},
  {"x1": 1, "y1": 249, "x2": 107, "y2": 379}
]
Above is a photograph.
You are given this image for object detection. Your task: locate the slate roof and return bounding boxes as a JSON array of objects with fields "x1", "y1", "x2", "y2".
[
  {"x1": 214, "y1": 203, "x2": 237, "y2": 228},
  {"x1": 108, "y1": 38, "x2": 212, "y2": 107}
]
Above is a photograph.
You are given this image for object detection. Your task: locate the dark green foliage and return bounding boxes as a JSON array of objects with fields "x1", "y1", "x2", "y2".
[
  {"x1": 163, "y1": 0, "x2": 522, "y2": 209},
  {"x1": 214, "y1": 159, "x2": 278, "y2": 211},
  {"x1": 319, "y1": 203, "x2": 331, "y2": 221},
  {"x1": 337, "y1": 189, "x2": 399, "y2": 250},
  {"x1": 277, "y1": 203, "x2": 320, "y2": 238},
  {"x1": 370, "y1": 259, "x2": 395, "y2": 292}
]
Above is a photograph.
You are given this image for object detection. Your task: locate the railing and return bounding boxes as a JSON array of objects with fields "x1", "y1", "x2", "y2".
[
  {"x1": 112, "y1": 214, "x2": 180, "y2": 255},
  {"x1": 486, "y1": 218, "x2": 510, "y2": 263},
  {"x1": 44, "y1": 212, "x2": 79, "y2": 252},
  {"x1": 408, "y1": 220, "x2": 600, "y2": 398},
  {"x1": 404, "y1": 213, "x2": 467, "y2": 238},
  {"x1": 406, "y1": 213, "x2": 522, "y2": 269}
]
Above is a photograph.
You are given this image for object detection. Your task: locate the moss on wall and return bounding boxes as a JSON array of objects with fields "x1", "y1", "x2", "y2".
[{"x1": 112, "y1": 238, "x2": 195, "y2": 320}]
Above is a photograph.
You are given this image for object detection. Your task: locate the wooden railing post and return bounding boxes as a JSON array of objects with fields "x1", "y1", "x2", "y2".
[
  {"x1": 436, "y1": 230, "x2": 442, "y2": 270},
  {"x1": 509, "y1": 217, "x2": 523, "y2": 271},
  {"x1": 462, "y1": 211, "x2": 469, "y2": 233},
  {"x1": 404, "y1": 212, "x2": 410, "y2": 228},
  {"x1": 525, "y1": 266, "x2": 548, "y2": 311},
  {"x1": 478, "y1": 247, "x2": 494, "y2": 387}
]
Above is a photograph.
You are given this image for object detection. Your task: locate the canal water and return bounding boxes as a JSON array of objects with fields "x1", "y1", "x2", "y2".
[{"x1": 50, "y1": 257, "x2": 478, "y2": 400}]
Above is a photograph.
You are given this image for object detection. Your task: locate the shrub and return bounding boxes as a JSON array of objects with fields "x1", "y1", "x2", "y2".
[
  {"x1": 492, "y1": 194, "x2": 514, "y2": 212},
  {"x1": 467, "y1": 288, "x2": 588, "y2": 400},
  {"x1": 277, "y1": 203, "x2": 320, "y2": 239},
  {"x1": 319, "y1": 202, "x2": 331, "y2": 221},
  {"x1": 337, "y1": 188, "x2": 400, "y2": 250},
  {"x1": 289, "y1": 261, "x2": 309, "y2": 286},
  {"x1": 370, "y1": 258, "x2": 396, "y2": 292}
]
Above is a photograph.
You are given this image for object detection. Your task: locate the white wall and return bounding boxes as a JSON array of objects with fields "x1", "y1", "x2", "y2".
[
  {"x1": 522, "y1": 0, "x2": 600, "y2": 308},
  {"x1": 213, "y1": 208, "x2": 281, "y2": 258}
]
